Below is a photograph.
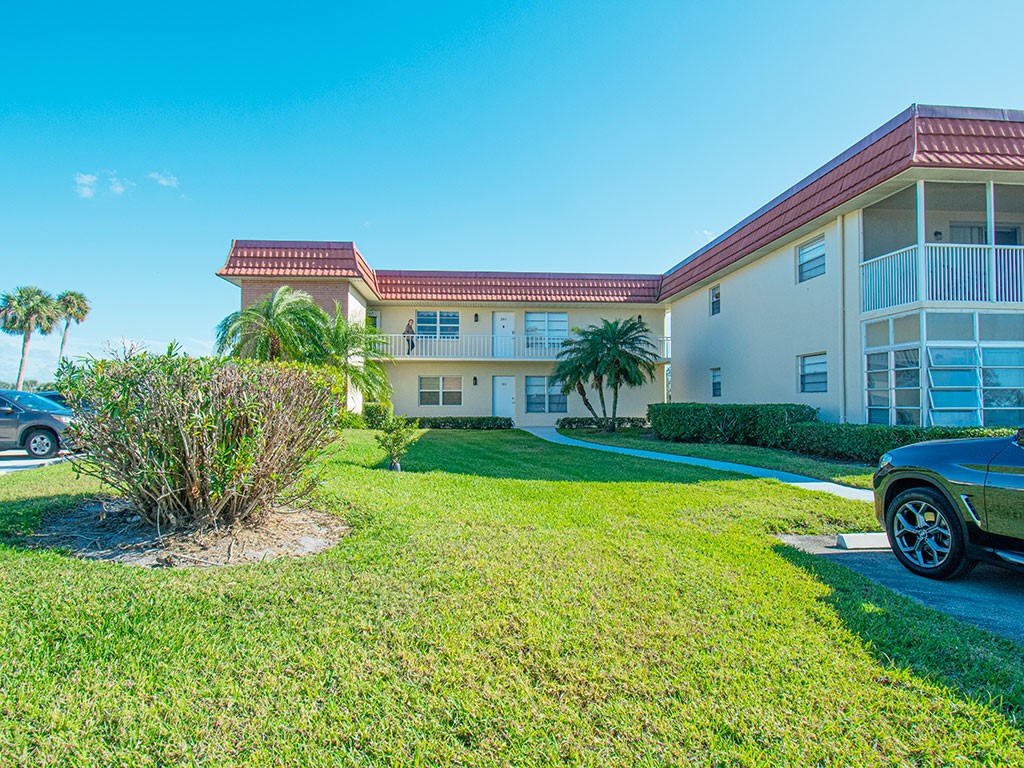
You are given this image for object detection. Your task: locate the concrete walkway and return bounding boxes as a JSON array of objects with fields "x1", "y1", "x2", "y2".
[{"x1": 520, "y1": 427, "x2": 874, "y2": 503}]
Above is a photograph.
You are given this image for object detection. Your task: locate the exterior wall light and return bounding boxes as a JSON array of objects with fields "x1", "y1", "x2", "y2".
[
  {"x1": 472, "y1": 376, "x2": 478, "y2": 386},
  {"x1": 474, "y1": 313, "x2": 479, "y2": 322}
]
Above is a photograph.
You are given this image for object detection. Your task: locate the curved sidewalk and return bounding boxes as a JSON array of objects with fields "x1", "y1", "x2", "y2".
[{"x1": 520, "y1": 427, "x2": 873, "y2": 503}]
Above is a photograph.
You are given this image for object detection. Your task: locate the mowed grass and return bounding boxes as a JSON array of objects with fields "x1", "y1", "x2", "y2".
[
  {"x1": 1, "y1": 430, "x2": 1022, "y2": 766},
  {"x1": 561, "y1": 428, "x2": 877, "y2": 489}
]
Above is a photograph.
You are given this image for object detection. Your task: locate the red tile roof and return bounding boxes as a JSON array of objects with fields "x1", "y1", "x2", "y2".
[
  {"x1": 217, "y1": 240, "x2": 380, "y2": 296},
  {"x1": 374, "y1": 270, "x2": 662, "y2": 303},
  {"x1": 218, "y1": 106, "x2": 1024, "y2": 306},
  {"x1": 218, "y1": 241, "x2": 661, "y2": 304},
  {"x1": 660, "y1": 105, "x2": 1024, "y2": 301}
]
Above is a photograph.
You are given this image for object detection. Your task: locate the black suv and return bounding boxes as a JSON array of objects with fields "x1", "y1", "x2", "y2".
[
  {"x1": 874, "y1": 429, "x2": 1024, "y2": 580},
  {"x1": 0, "y1": 390, "x2": 72, "y2": 459}
]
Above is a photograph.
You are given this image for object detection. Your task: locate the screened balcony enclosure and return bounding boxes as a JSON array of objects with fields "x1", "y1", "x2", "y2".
[{"x1": 861, "y1": 182, "x2": 1024, "y2": 312}]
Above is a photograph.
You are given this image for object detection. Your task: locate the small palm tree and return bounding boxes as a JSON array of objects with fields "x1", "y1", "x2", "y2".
[
  {"x1": 323, "y1": 302, "x2": 394, "y2": 405},
  {"x1": 55, "y1": 290, "x2": 91, "y2": 365},
  {"x1": 555, "y1": 317, "x2": 659, "y2": 432},
  {"x1": 552, "y1": 335, "x2": 605, "y2": 427},
  {"x1": 0, "y1": 286, "x2": 60, "y2": 390},
  {"x1": 215, "y1": 286, "x2": 327, "y2": 362}
]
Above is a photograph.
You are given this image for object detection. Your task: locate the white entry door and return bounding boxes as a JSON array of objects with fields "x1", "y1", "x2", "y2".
[
  {"x1": 492, "y1": 311, "x2": 515, "y2": 358},
  {"x1": 492, "y1": 376, "x2": 515, "y2": 420}
]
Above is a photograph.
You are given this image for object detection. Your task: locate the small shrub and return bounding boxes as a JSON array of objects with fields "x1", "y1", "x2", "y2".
[
  {"x1": 375, "y1": 413, "x2": 420, "y2": 470},
  {"x1": 58, "y1": 352, "x2": 342, "y2": 531},
  {"x1": 363, "y1": 402, "x2": 393, "y2": 430},
  {"x1": 784, "y1": 422, "x2": 1015, "y2": 464},
  {"x1": 556, "y1": 416, "x2": 648, "y2": 430},
  {"x1": 649, "y1": 403, "x2": 818, "y2": 446},
  {"x1": 414, "y1": 416, "x2": 513, "y2": 430},
  {"x1": 339, "y1": 410, "x2": 366, "y2": 430}
]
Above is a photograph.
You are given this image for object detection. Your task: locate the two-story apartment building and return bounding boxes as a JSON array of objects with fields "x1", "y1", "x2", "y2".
[
  {"x1": 217, "y1": 104, "x2": 1024, "y2": 430},
  {"x1": 662, "y1": 104, "x2": 1024, "y2": 429},
  {"x1": 216, "y1": 241, "x2": 669, "y2": 425}
]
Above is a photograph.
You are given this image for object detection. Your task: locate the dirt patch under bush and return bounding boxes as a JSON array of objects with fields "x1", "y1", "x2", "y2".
[{"x1": 16, "y1": 498, "x2": 349, "y2": 568}]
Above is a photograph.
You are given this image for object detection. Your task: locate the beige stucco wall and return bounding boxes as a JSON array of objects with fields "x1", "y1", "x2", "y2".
[
  {"x1": 385, "y1": 360, "x2": 665, "y2": 426},
  {"x1": 670, "y1": 219, "x2": 853, "y2": 422}
]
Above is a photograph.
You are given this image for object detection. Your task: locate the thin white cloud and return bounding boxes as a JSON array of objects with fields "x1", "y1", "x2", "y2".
[
  {"x1": 699, "y1": 229, "x2": 716, "y2": 244},
  {"x1": 106, "y1": 171, "x2": 135, "y2": 196},
  {"x1": 74, "y1": 173, "x2": 98, "y2": 199},
  {"x1": 147, "y1": 171, "x2": 179, "y2": 189}
]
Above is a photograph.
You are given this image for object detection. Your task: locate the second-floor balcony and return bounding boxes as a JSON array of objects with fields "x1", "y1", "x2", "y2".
[
  {"x1": 861, "y1": 179, "x2": 1024, "y2": 313},
  {"x1": 861, "y1": 243, "x2": 1024, "y2": 312},
  {"x1": 377, "y1": 333, "x2": 672, "y2": 361}
]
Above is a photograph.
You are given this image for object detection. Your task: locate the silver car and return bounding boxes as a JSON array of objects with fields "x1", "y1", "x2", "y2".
[{"x1": 0, "y1": 390, "x2": 73, "y2": 459}]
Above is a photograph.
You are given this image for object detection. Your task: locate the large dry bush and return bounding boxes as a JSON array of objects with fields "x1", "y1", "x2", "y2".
[{"x1": 57, "y1": 351, "x2": 343, "y2": 532}]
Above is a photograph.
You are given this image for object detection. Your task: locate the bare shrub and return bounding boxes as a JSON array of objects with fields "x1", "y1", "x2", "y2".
[{"x1": 58, "y1": 350, "x2": 343, "y2": 531}]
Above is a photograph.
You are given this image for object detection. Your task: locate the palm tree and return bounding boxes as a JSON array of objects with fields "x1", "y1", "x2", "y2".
[
  {"x1": 55, "y1": 290, "x2": 91, "y2": 365},
  {"x1": 552, "y1": 334, "x2": 605, "y2": 427},
  {"x1": 215, "y1": 286, "x2": 327, "y2": 362},
  {"x1": 555, "y1": 317, "x2": 659, "y2": 432},
  {"x1": 323, "y1": 301, "x2": 394, "y2": 405},
  {"x1": 0, "y1": 286, "x2": 60, "y2": 390}
]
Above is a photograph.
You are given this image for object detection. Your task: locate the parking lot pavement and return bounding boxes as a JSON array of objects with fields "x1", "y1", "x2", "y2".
[
  {"x1": 779, "y1": 534, "x2": 1024, "y2": 646},
  {"x1": 0, "y1": 450, "x2": 65, "y2": 475}
]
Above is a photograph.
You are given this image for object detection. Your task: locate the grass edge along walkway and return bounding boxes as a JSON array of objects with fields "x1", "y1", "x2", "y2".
[
  {"x1": 530, "y1": 427, "x2": 874, "y2": 503},
  {"x1": 557, "y1": 427, "x2": 876, "y2": 491}
]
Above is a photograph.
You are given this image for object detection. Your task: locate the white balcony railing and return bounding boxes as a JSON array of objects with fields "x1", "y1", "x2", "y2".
[
  {"x1": 860, "y1": 244, "x2": 1024, "y2": 312},
  {"x1": 376, "y1": 334, "x2": 671, "y2": 361}
]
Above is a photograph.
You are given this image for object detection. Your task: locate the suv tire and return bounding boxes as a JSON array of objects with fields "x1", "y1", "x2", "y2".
[
  {"x1": 23, "y1": 428, "x2": 59, "y2": 459},
  {"x1": 885, "y1": 487, "x2": 976, "y2": 580}
]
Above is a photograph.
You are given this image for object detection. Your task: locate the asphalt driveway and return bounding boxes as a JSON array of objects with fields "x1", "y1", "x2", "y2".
[{"x1": 781, "y1": 534, "x2": 1024, "y2": 646}]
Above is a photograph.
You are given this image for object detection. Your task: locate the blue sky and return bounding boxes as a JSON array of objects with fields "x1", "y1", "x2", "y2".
[{"x1": 3, "y1": 0, "x2": 1024, "y2": 382}]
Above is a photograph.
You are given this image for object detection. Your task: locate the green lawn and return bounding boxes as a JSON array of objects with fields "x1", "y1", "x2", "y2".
[
  {"x1": 560, "y1": 428, "x2": 877, "y2": 489},
  {"x1": 1, "y1": 430, "x2": 1022, "y2": 766}
]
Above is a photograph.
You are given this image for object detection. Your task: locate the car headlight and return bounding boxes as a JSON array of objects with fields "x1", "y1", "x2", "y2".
[
  {"x1": 53, "y1": 414, "x2": 73, "y2": 426},
  {"x1": 878, "y1": 452, "x2": 893, "y2": 469}
]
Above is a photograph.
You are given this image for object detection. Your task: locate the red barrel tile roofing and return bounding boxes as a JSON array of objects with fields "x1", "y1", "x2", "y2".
[
  {"x1": 660, "y1": 104, "x2": 1024, "y2": 300},
  {"x1": 218, "y1": 241, "x2": 662, "y2": 303},
  {"x1": 218, "y1": 105, "x2": 1024, "y2": 304}
]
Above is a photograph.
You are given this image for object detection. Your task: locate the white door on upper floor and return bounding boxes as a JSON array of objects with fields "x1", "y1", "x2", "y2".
[
  {"x1": 493, "y1": 312, "x2": 515, "y2": 358},
  {"x1": 492, "y1": 376, "x2": 515, "y2": 420}
]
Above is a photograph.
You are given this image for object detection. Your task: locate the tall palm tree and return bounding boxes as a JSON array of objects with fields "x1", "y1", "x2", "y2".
[
  {"x1": 215, "y1": 286, "x2": 327, "y2": 362},
  {"x1": 55, "y1": 290, "x2": 91, "y2": 365},
  {"x1": 323, "y1": 302, "x2": 393, "y2": 405},
  {"x1": 0, "y1": 286, "x2": 60, "y2": 390},
  {"x1": 555, "y1": 317, "x2": 659, "y2": 432}
]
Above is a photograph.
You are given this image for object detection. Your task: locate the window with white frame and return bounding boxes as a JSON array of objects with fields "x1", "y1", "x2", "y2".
[
  {"x1": 797, "y1": 237, "x2": 826, "y2": 282},
  {"x1": 525, "y1": 376, "x2": 567, "y2": 413},
  {"x1": 799, "y1": 353, "x2": 828, "y2": 393},
  {"x1": 709, "y1": 285, "x2": 721, "y2": 316},
  {"x1": 418, "y1": 376, "x2": 463, "y2": 406},
  {"x1": 415, "y1": 310, "x2": 460, "y2": 338},
  {"x1": 710, "y1": 368, "x2": 721, "y2": 398},
  {"x1": 525, "y1": 312, "x2": 569, "y2": 349}
]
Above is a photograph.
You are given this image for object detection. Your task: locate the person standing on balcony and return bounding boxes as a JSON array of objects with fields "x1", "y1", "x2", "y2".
[{"x1": 403, "y1": 319, "x2": 416, "y2": 354}]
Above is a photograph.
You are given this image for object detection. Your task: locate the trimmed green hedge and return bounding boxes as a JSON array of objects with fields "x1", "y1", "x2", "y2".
[
  {"x1": 649, "y1": 403, "x2": 818, "y2": 448},
  {"x1": 414, "y1": 416, "x2": 513, "y2": 430},
  {"x1": 786, "y1": 422, "x2": 1015, "y2": 464},
  {"x1": 649, "y1": 402, "x2": 1016, "y2": 464},
  {"x1": 362, "y1": 403, "x2": 392, "y2": 430},
  {"x1": 556, "y1": 417, "x2": 648, "y2": 430}
]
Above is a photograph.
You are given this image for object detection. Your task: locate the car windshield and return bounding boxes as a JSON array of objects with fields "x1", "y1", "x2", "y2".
[{"x1": 3, "y1": 391, "x2": 69, "y2": 413}]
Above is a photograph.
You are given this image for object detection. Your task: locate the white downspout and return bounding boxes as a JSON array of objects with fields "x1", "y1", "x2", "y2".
[{"x1": 837, "y1": 214, "x2": 847, "y2": 423}]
